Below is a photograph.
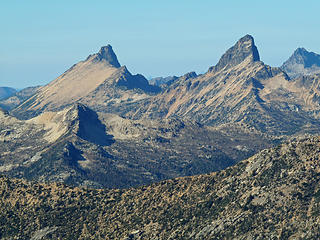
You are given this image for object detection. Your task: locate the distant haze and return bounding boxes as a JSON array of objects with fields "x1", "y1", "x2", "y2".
[{"x1": 1, "y1": 1, "x2": 319, "y2": 88}]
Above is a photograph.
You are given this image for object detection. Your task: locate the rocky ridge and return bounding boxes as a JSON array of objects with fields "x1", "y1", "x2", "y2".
[{"x1": 149, "y1": 76, "x2": 179, "y2": 86}]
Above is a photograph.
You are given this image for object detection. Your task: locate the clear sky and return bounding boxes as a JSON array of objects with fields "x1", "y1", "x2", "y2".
[{"x1": 1, "y1": 0, "x2": 319, "y2": 88}]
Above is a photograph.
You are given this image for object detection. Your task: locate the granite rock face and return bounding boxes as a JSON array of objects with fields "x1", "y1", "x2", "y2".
[{"x1": 281, "y1": 47, "x2": 320, "y2": 78}]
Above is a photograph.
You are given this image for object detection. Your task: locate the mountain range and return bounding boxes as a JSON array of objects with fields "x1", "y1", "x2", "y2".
[
  {"x1": 2, "y1": 34, "x2": 320, "y2": 189},
  {"x1": 124, "y1": 35, "x2": 320, "y2": 136},
  {"x1": 2, "y1": 34, "x2": 320, "y2": 238},
  {"x1": 10, "y1": 35, "x2": 320, "y2": 136}
]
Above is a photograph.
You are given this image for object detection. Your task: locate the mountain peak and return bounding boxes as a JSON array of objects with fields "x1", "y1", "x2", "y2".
[
  {"x1": 209, "y1": 34, "x2": 260, "y2": 72},
  {"x1": 281, "y1": 47, "x2": 320, "y2": 78},
  {"x1": 94, "y1": 44, "x2": 121, "y2": 68},
  {"x1": 294, "y1": 47, "x2": 308, "y2": 54},
  {"x1": 290, "y1": 47, "x2": 320, "y2": 67}
]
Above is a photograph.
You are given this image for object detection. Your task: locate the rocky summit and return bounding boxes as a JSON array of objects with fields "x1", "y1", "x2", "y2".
[
  {"x1": 12, "y1": 45, "x2": 160, "y2": 119},
  {"x1": 208, "y1": 34, "x2": 260, "y2": 72},
  {"x1": 93, "y1": 44, "x2": 121, "y2": 67},
  {"x1": 1, "y1": 136, "x2": 320, "y2": 239},
  {"x1": 281, "y1": 47, "x2": 320, "y2": 78}
]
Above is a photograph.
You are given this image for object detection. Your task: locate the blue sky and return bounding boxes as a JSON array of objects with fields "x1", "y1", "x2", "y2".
[{"x1": 1, "y1": 0, "x2": 319, "y2": 88}]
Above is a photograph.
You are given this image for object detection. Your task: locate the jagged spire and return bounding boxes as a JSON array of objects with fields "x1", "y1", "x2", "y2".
[
  {"x1": 209, "y1": 34, "x2": 260, "y2": 72},
  {"x1": 95, "y1": 44, "x2": 121, "y2": 68}
]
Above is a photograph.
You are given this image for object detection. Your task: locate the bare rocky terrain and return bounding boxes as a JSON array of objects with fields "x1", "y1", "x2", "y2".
[
  {"x1": 0, "y1": 104, "x2": 274, "y2": 188},
  {"x1": 124, "y1": 35, "x2": 320, "y2": 136},
  {"x1": 11, "y1": 36, "x2": 320, "y2": 137}
]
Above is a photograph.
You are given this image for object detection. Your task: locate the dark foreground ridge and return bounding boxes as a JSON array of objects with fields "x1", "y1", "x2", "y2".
[{"x1": 1, "y1": 136, "x2": 320, "y2": 239}]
